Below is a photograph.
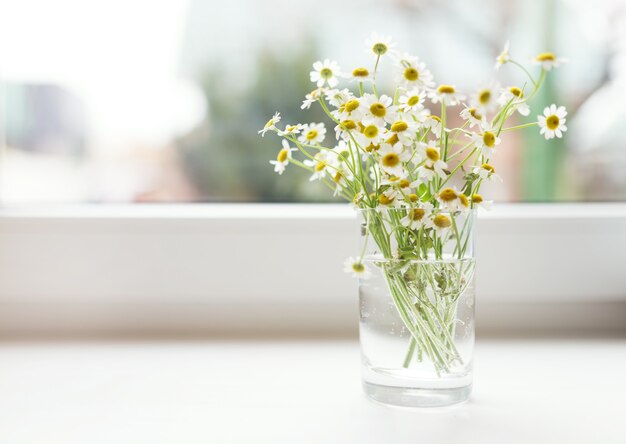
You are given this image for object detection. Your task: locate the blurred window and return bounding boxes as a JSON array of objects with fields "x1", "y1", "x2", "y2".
[{"x1": 1, "y1": 0, "x2": 625, "y2": 203}]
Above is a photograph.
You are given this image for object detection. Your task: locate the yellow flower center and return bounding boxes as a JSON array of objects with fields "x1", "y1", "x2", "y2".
[
  {"x1": 315, "y1": 161, "x2": 326, "y2": 172},
  {"x1": 437, "y1": 85, "x2": 455, "y2": 94},
  {"x1": 333, "y1": 171, "x2": 343, "y2": 183},
  {"x1": 404, "y1": 67, "x2": 419, "y2": 81},
  {"x1": 277, "y1": 149, "x2": 289, "y2": 163},
  {"x1": 386, "y1": 134, "x2": 399, "y2": 145},
  {"x1": 433, "y1": 214, "x2": 452, "y2": 228},
  {"x1": 372, "y1": 43, "x2": 388, "y2": 55},
  {"x1": 352, "y1": 262, "x2": 365, "y2": 273},
  {"x1": 352, "y1": 67, "x2": 369, "y2": 77},
  {"x1": 439, "y1": 187, "x2": 457, "y2": 202},
  {"x1": 399, "y1": 179, "x2": 411, "y2": 188},
  {"x1": 369, "y1": 103, "x2": 386, "y2": 117},
  {"x1": 306, "y1": 129, "x2": 318, "y2": 141},
  {"x1": 365, "y1": 143, "x2": 380, "y2": 152},
  {"x1": 478, "y1": 89, "x2": 491, "y2": 105},
  {"x1": 407, "y1": 193, "x2": 419, "y2": 202},
  {"x1": 458, "y1": 193, "x2": 469, "y2": 207},
  {"x1": 536, "y1": 52, "x2": 556, "y2": 62},
  {"x1": 264, "y1": 118, "x2": 275, "y2": 129},
  {"x1": 337, "y1": 150, "x2": 350, "y2": 161},
  {"x1": 425, "y1": 147, "x2": 440, "y2": 162},
  {"x1": 546, "y1": 115, "x2": 560, "y2": 130},
  {"x1": 344, "y1": 99, "x2": 360, "y2": 113},
  {"x1": 363, "y1": 125, "x2": 379, "y2": 139},
  {"x1": 483, "y1": 131, "x2": 496, "y2": 147},
  {"x1": 431, "y1": 115, "x2": 441, "y2": 123},
  {"x1": 378, "y1": 193, "x2": 395, "y2": 205},
  {"x1": 320, "y1": 67, "x2": 333, "y2": 79},
  {"x1": 407, "y1": 95, "x2": 420, "y2": 106},
  {"x1": 472, "y1": 193, "x2": 483, "y2": 204},
  {"x1": 390, "y1": 121, "x2": 408, "y2": 132},
  {"x1": 469, "y1": 108, "x2": 483, "y2": 120},
  {"x1": 382, "y1": 153, "x2": 400, "y2": 167},
  {"x1": 509, "y1": 86, "x2": 523, "y2": 97},
  {"x1": 482, "y1": 163, "x2": 495, "y2": 173},
  {"x1": 341, "y1": 120, "x2": 357, "y2": 130},
  {"x1": 409, "y1": 208, "x2": 426, "y2": 221}
]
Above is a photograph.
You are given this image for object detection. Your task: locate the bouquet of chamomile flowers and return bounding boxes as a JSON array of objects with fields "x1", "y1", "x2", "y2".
[
  {"x1": 259, "y1": 34, "x2": 566, "y2": 271},
  {"x1": 259, "y1": 34, "x2": 567, "y2": 374}
]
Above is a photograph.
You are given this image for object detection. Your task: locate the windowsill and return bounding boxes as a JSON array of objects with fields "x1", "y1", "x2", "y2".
[{"x1": 0, "y1": 338, "x2": 624, "y2": 442}]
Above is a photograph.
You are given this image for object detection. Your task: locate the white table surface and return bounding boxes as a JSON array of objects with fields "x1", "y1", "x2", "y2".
[{"x1": 0, "y1": 339, "x2": 624, "y2": 444}]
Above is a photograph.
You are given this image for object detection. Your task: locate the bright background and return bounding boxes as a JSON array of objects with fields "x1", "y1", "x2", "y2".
[{"x1": 1, "y1": 0, "x2": 625, "y2": 204}]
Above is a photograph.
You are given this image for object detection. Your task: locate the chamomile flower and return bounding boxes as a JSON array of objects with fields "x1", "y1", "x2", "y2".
[
  {"x1": 377, "y1": 143, "x2": 411, "y2": 177},
  {"x1": 494, "y1": 40, "x2": 510, "y2": 70},
  {"x1": 303, "y1": 151, "x2": 332, "y2": 181},
  {"x1": 258, "y1": 112, "x2": 281, "y2": 137},
  {"x1": 382, "y1": 174, "x2": 413, "y2": 192},
  {"x1": 331, "y1": 140, "x2": 355, "y2": 168},
  {"x1": 299, "y1": 123, "x2": 327, "y2": 145},
  {"x1": 350, "y1": 67, "x2": 373, "y2": 83},
  {"x1": 398, "y1": 88, "x2": 426, "y2": 113},
  {"x1": 334, "y1": 119, "x2": 358, "y2": 141},
  {"x1": 377, "y1": 188, "x2": 400, "y2": 207},
  {"x1": 310, "y1": 59, "x2": 342, "y2": 87},
  {"x1": 325, "y1": 88, "x2": 352, "y2": 108},
  {"x1": 538, "y1": 104, "x2": 567, "y2": 139},
  {"x1": 278, "y1": 123, "x2": 304, "y2": 136},
  {"x1": 388, "y1": 119, "x2": 417, "y2": 146},
  {"x1": 355, "y1": 122, "x2": 385, "y2": 147},
  {"x1": 471, "y1": 193, "x2": 493, "y2": 210},
  {"x1": 470, "y1": 125, "x2": 501, "y2": 157},
  {"x1": 429, "y1": 84, "x2": 465, "y2": 107},
  {"x1": 269, "y1": 140, "x2": 296, "y2": 175},
  {"x1": 473, "y1": 163, "x2": 501, "y2": 182},
  {"x1": 335, "y1": 96, "x2": 366, "y2": 121},
  {"x1": 417, "y1": 142, "x2": 448, "y2": 180},
  {"x1": 301, "y1": 89, "x2": 322, "y2": 110},
  {"x1": 365, "y1": 33, "x2": 396, "y2": 57},
  {"x1": 361, "y1": 93, "x2": 397, "y2": 126},
  {"x1": 344, "y1": 256, "x2": 371, "y2": 279},
  {"x1": 395, "y1": 53, "x2": 435, "y2": 90},
  {"x1": 498, "y1": 86, "x2": 530, "y2": 116},
  {"x1": 431, "y1": 212, "x2": 453, "y2": 235},
  {"x1": 470, "y1": 83, "x2": 500, "y2": 113},
  {"x1": 437, "y1": 187, "x2": 463, "y2": 211},
  {"x1": 532, "y1": 52, "x2": 567, "y2": 71},
  {"x1": 351, "y1": 191, "x2": 366, "y2": 208},
  {"x1": 423, "y1": 115, "x2": 442, "y2": 138},
  {"x1": 460, "y1": 107, "x2": 486, "y2": 128},
  {"x1": 330, "y1": 164, "x2": 352, "y2": 197},
  {"x1": 401, "y1": 202, "x2": 434, "y2": 230},
  {"x1": 400, "y1": 192, "x2": 421, "y2": 207}
]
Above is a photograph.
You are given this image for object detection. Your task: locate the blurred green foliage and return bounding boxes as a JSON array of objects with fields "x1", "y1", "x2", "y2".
[{"x1": 176, "y1": 40, "x2": 338, "y2": 202}]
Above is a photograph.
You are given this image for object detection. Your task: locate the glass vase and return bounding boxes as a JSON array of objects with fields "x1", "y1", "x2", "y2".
[{"x1": 358, "y1": 208, "x2": 476, "y2": 407}]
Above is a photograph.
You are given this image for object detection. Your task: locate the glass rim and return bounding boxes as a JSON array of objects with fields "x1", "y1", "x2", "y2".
[{"x1": 355, "y1": 207, "x2": 477, "y2": 215}]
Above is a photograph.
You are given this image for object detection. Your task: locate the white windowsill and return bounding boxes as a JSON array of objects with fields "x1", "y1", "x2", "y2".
[{"x1": 0, "y1": 338, "x2": 624, "y2": 443}]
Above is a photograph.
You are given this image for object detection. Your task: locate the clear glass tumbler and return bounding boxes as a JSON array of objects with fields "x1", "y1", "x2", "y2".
[{"x1": 358, "y1": 208, "x2": 476, "y2": 407}]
